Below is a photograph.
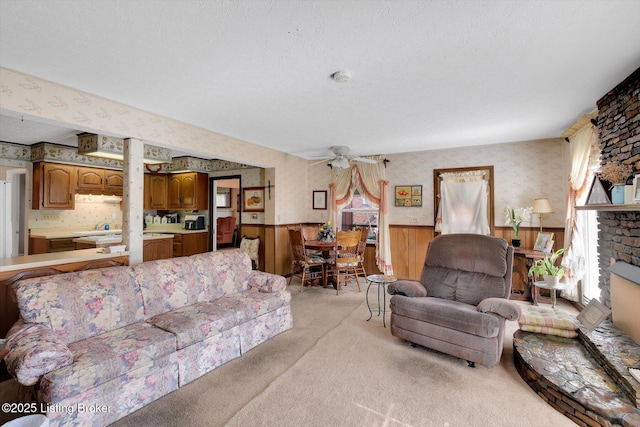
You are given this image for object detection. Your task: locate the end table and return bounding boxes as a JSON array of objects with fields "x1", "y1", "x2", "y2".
[{"x1": 366, "y1": 274, "x2": 397, "y2": 327}]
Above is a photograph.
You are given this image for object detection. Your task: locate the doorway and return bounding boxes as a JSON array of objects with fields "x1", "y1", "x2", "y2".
[{"x1": 210, "y1": 175, "x2": 241, "y2": 251}]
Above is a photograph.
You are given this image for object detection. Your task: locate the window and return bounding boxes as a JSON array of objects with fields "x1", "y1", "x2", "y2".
[
  {"x1": 339, "y1": 191, "x2": 378, "y2": 242},
  {"x1": 580, "y1": 209, "x2": 600, "y2": 304}
]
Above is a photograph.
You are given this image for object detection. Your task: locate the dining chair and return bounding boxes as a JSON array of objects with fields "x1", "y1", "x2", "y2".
[
  {"x1": 288, "y1": 228, "x2": 326, "y2": 292},
  {"x1": 301, "y1": 224, "x2": 322, "y2": 257},
  {"x1": 355, "y1": 227, "x2": 369, "y2": 278},
  {"x1": 327, "y1": 230, "x2": 362, "y2": 295},
  {"x1": 240, "y1": 235, "x2": 260, "y2": 270}
]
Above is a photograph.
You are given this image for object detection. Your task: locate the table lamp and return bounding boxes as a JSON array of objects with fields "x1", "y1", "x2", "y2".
[{"x1": 532, "y1": 198, "x2": 554, "y2": 232}]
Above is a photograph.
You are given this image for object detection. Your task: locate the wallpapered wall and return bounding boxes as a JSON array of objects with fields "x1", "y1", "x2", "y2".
[
  {"x1": 306, "y1": 138, "x2": 568, "y2": 228},
  {"x1": 0, "y1": 67, "x2": 310, "y2": 225},
  {"x1": 29, "y1": 194, "x2": 123, "y2": 230},
  {"x1": 1, "y1": 67, "x2": 567, "y2": 229}
]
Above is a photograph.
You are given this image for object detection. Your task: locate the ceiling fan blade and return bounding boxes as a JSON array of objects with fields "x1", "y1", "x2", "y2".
[
  {"x1": 310, "y1": 158, "x2": 332, "y2": 166},
  {"x1": 350, "y1": 156, "x2": 377, "y2": 164}
]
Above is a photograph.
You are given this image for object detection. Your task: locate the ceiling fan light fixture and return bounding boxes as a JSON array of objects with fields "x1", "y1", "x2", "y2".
[
  {"x1": 331, "y1": 157, "x2": 350, "y2": 169},
  {"x1": 331, "y1": 71, "x2": 351, "y2": 83}
]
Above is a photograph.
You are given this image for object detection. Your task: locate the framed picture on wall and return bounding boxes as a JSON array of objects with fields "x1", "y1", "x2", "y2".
[
  {"x1": 242, "y1": 187, "x2": 264, "y2": 212},
  {"x1": 633, "y1": 174, "x2": 640, "y2": 202},
  {"x1": 313, "y1": 190, "x2": 327, "y2": 210},
  {"x1": 395, "y1": 185, "x2": 422, "y2": 207}
]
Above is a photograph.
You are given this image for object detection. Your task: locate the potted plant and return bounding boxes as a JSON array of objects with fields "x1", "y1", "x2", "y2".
[
  {"x1": 504, "y1": 206, "x2": 532, "y2": 248},
  {"x1": 598, "y1": 161, "x2": 633, "y2": 204},
  {"x1": 528, "y1": 248, "x2": 565, "y2": 286}
]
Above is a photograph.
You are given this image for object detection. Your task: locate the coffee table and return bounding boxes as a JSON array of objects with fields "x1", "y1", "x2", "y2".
[{"x1": 366, "y1": 274, "x2": 397, "y2": 327}]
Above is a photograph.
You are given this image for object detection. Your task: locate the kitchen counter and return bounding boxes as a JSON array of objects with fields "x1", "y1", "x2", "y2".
[
  {"x1": 0, "y1": 248, "x2": 129, "y2": 274},
  {"x1": 29, "y1": 227, "x2": 123, "y2": 239},
  {"x1": 73, "y1": 233, "x2": 174, "y2": 246},
  {"x1": 145, "y1": 224, "x2": 209, "y2": 234}
]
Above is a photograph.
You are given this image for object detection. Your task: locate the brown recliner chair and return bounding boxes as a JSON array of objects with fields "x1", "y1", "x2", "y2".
[
  {"x1": 216, "y1": 216, "x2": 236, "y2": 247},
  {"x1": 388, "y1": 234, "x2": 521, "y2": 367}
]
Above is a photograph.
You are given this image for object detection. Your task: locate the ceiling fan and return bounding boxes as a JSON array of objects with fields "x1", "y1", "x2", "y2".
[{"x1": 311, "y1": 145, "x2": 377, "y2": 168}]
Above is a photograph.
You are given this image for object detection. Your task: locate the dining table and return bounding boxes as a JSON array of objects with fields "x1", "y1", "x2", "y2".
[{"x1": 303, "y1": 239, "x2": 337, "y2": 288}]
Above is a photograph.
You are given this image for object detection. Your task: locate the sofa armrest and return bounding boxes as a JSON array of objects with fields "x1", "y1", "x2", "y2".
[
  {"x1": 4, "y1": 321, "x2": 73, "y2": 386},
  {"x1": 247, "y1": 271, "x2": 287, "y2": 293},
  {"x1": 477, "y1": 298, "x2": 521, "y2": 321},
  {"x1": 387, "y1": 280, "x2": 427, "y2": 297}
]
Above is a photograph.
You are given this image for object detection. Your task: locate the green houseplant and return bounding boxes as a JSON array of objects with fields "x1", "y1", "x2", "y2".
[{"x1": 528, "y1": 248, "x2": 565, "y2": 286}]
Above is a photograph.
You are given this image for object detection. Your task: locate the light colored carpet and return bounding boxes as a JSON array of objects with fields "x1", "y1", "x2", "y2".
[{"x1": 1, "y1": 281, "x2": 576, "y2": 426}]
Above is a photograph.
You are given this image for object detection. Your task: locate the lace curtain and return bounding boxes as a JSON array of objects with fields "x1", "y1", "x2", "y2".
[
  {"x1": 435, "y1": 171, "x2": 490, "y2": 235},
  {"x1": 562, "y1": 124, "x2": 600, "y2": 301},
  {"x1": 328, "y1": 156, "x2": 393, "y2": 275}
]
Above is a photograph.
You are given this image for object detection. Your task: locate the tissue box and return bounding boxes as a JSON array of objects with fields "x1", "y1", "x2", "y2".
[{"x1": 105, "y1": 245, "x2": 126, "y2": 253}]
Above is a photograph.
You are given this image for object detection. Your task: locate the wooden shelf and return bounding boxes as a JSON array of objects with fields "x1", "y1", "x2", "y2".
[{"x1": 575, "y1": 204, "x2": 639, "y2": 212}]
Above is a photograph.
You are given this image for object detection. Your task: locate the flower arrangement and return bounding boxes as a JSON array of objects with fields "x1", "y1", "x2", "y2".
[
  {"x1": 318, "y1": 223, "x2": 335, "y2": 241},
  {"x1": 598, "y1": 161, "x2": 633, "y2": 184},
  {"x1": 503, "y1": 206, "x2": 532, "y2": 238}
]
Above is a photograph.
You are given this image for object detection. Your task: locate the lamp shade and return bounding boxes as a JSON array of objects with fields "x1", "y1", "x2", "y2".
[{"x1": 532, "y1": 198, "x2": 554, "y2": 214}]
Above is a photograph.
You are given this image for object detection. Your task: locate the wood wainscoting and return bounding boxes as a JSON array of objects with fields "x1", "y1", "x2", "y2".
[{"x1": 241, "y1": 224, "x2": 564, "y2": 298}]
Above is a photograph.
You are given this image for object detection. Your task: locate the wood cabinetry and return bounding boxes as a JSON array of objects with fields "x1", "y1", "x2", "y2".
[
  {"x1": 77, "y1": 167, "x2": 123, "y2": 195},
  {"x1": 29, "y1": 237, "x2": 75, "y2": 254},
  {"x1": 144, "y1": 174, "x2": 168, "y2": 210},
  {"x1": 168, "y1": 172, "x2": 208, "y2": 210},
  {"x1": 143, "y1": 237, "x2": 174, "y2": 261},
  {"x1": 171, "y1": 232, "x2": 209, "y2": 257},
  {"x1": 32, "y1": 162, "x2": 76, "y2": 210}
]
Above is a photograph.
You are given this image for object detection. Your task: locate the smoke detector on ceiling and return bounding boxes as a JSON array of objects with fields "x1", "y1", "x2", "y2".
[{"x1": 331, "y1": 71, "x2": 351, "y2": 83}]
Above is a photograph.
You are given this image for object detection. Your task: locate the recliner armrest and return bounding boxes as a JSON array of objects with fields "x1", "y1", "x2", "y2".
[
  {"x1": 387, "y1": 280, "x2": 427, "y2": 297},
  {"x1": 477, "y1": 298, "x2": 521, "y2": 321}
]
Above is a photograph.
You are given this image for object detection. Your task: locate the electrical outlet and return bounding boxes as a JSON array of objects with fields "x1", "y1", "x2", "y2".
[
  {"x1": 410, "y1": 217, "x2": 418, "y2": 223},
  {"x1": 43, "y1": 214, "x2": 60, "y2": 221},
  {"x1": 112, "y1": 213, "x2": 117, "y2": 219}
]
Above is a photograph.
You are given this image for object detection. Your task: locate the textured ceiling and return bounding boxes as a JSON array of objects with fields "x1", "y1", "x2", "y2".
[{"x1": 1, "y1": 0, "x2": 640, "y2": 160}]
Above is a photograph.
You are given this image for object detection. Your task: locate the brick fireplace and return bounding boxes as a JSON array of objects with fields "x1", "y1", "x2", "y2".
[{"x1": 595, "y1": 67, "x2": 640, "y2": 308}]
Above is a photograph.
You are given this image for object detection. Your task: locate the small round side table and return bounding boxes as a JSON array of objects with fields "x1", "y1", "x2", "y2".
[
  {"x1": 366, "y1": 274, "x2": 397, "y2": 327},
  {"x1": 532, "y1": 281, "x2": 571, "y2": 308}
]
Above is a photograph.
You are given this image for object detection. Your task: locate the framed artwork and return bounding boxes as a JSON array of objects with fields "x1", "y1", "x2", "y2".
[
  {"x1": 395, "y1": 185, "x2": 422, "y2": 207},
  {"x1": 586, "y1": 177, "x2": 611, "y2": 205},
  {"x1": 313, "y1": 190, "x2": 327, "y2": 210},
  {"x1": 534, "y1": 232, "x2": 554, "y2": 252},
  {"x1": 633, "y1": 174, "x2": 640, "y2": 202},
  {"x1": 243, "y1": 187, "x2": 264, "y2": 212},
  {"x1": 577, "y1": 298, "x2": 611, "y2": 330}
]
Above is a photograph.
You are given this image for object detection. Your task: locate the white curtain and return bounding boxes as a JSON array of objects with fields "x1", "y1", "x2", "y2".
[
  {"x1": 562, "y1": 124, "x2": 600, "y2": 301},
  {"x1": 437, "y1": 171, "x2": 490, "y2": 235},
  {"x1": 329, "y1": 156, "x2": 393, "y2": 275}
]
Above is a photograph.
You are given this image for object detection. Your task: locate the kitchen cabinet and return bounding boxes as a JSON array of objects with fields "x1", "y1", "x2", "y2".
[
  {"x1": 77, "y1": 167, "x2": 123, "y2": 195},
  {"x1": 144, "y1": 174, "x2": 168, "y2": 210},
  {"x1": 32, "y1": 162, "x2": 76, "y2": 210},
  {"x1": 168, "y1": 172, "x2": 208, "y2": 210},
  {"x1": 29, "y1": 237, "x2": 75, "y2": 254},
  {"x1": 171, "y1": 231, "x2": 209, "y2": 257},
  {"x1": 143, "y1": 237, "x2": 174, "y2": 261}
]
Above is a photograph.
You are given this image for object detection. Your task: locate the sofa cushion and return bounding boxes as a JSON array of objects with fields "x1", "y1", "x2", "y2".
[
  {"x1": 13, "y1": 267, "x2": 144, "y2": 344},
  {"x1": 147, "y1": 302, "x2": 240, "y2": 349},
  {"x1": 191, "y1": 250, "x2": 252, "y2": 301},
  {"x1": 389, "y1": 295, "x2": 500, "y2": 338},
  {"x1": 40, "y1": 322, "x2": 176, "y2": 402},
  {"x1": 133, "y1": 257, "x2": 202, "y2": 318},
  {"x1": 213, "y1": 290, "x2": 292, "y2": 325}
]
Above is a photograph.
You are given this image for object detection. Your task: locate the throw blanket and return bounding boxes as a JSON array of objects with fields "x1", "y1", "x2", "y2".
[{"x1": 518, "y1": 305, "x2": 579, "y2": 338}]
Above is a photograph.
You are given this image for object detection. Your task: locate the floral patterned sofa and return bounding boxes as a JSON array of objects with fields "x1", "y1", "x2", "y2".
[{"x1": 3, "y1": 249, "x2": 292, "y2": 426}]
